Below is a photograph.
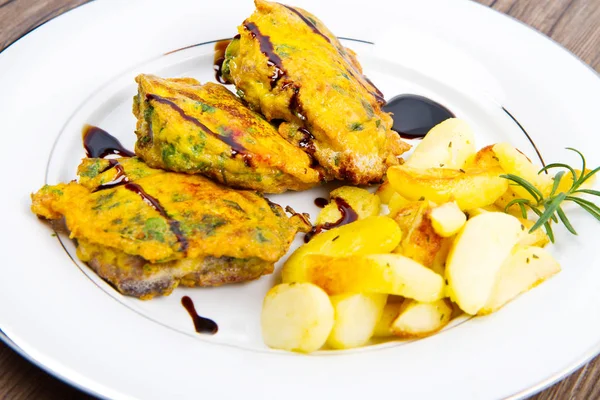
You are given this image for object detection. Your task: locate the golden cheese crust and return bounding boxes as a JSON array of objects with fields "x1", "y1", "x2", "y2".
[
  {"x1": 133, "y1": 74, "x2": 321, "y2": 193},
  {"x1": 222, "y1": 0, "x2": 410, "y2": 184},
  {"x1": 32, "y1": 157, "x2": 305, "y2": 263}
]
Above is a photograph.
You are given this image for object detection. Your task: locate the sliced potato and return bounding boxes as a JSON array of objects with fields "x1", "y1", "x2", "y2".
[
  {"x1": 465, "y1": 204, "x2": 504, "y2": 219},
  {"x1": 373, "y1": 303, "x2": 402, "y2": 338},
  {"x1": 261, "y1": 283, "x2": 334, "y2": 353},
  {"x1": 387, "y1": 165, "x2": 508, "y2": 210},
  {"x1": 430, "y1": 202, "x2": 466, "y2": 237},
  {"x1": 479, "y1": 247, "x2": 560, "y2": 315},
  {"x1": 554, "y1": 168, "x2": 596, "y2": 195},
  {"x1": 446, "y1": 212, "x2": 524, "y2": 314},
  {"x1": 392, "y1": 201, "x2": 424, "y2": 234},
  {"x1": 431, "y1": 236, "x2": 453, "y2": 277},
  {"x1": 375, "y1": 180, "x2": 396, "y2": 204},
  {"x1": 327, "y1": 293, "x2": 388, "y2": 349},
  {"x1": 405, "y1": 118, "x2": 476, "y2": 169},
  {"x1": 493, "y1": 142, "x2": 552, "y2": 201},
  {"x1": 388, "y1": 192, "x2": 412, "y2": 217},
  {"x1": 518, "y1": 218, "x2": 550, "y2": 248},
  {"x1": 281, "y1": 216, "x2": 402, "y2": 283},
  {"x1": 391, "y1": 299, "x2": 452, "y2": 338},
  {"x1": 304, "y1": 253, "x2": 445, "y2": 302},
  {"x1": 392, "y1": 200, "x2": 443, "y2": 267},
  {"x1": 316, "y1": 186, "x2": 380, "y2": 226},
  {"x1": 465, "y1": 144, "x2": 500, "y2": 169},
  {"x1": 449, "y1": 300, "x2": 464, "y2": 319},
  {"x1": 493, "y1": 189, "x2": 523, "y2": 217}
]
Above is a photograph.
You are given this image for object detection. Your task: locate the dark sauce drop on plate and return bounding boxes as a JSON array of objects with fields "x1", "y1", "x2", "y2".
[
  {"x1": 314, "y1": 197, "x2": 328, "y2": 208},
  {"x1": 181, "y1": 296, "x2": 218, "y2": 335},
  {"x1": 383, "y1": 95, "x2": 455, "y2": 139},
  {"x1": 83, "y1": 125, "x2": 135, "y2": 158},
  {"x1": 305, "y1": 197, "x2": 358, "y2": 242},
  {"x1": 213, "y1": 38, "x2": 234, "y2": 84}
]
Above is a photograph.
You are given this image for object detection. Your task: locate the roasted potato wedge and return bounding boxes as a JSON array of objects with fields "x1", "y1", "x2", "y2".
[
  {"x1": 465, "y1": 204, "x2": 504, "y2": 219},
  {"x1": 375, "y1": 180, "x2": 396, "y2": 205},
  {"x1": 465, "y1": 144, "x2": 500, "y2": 169},
  {"x1": 391, "y1": 299, "x2": 452, "y2": 338},
  {"x1": 518, "y1": 218, "x2": 550, "y2": 248},
  {"x1": 405, "y1": 118, "x2": 476, "y2": 169},
  {"x1": 430, "y1": 202, "x2": 466, "y2": 237},
  {"x1": 387, "y1": 165, "x2": 508, "y2": 210},
  {"x1": 493, "y1": 189, "x2": 523, "y2": 217},
  {"x1": 327, "y1": 293, "x2": 387, "y2": 349},
  {"x1": 446, "y1": 212, "x2": 524, "y2": 314},
  {"x1": 281, "y1": 216, "x2": 402, "y2": 283},
  {"x1": 392, "y1": 201, "x2": 424, "y2": 233},
  {"x1": 554, "y1": 168, "x2": 596, "y2": 194},
  {"x1": 479, "y1": 247, "x2": 560, "y2": 315},
  {"x1": 316, "y1": 186, "x2": 380, "y2": 226},
  {"x1": 493, "y1": 142, "x2": 552, "y2": 200},
  {"x1": 303, "y1": 254, "x2": 445, "y2": 302},
  {"x1": 392, "y1": 200, "x2": 443, "y2": 268},
  {"x1": 373, "y1": 303, "x2": 402, "y2": 338},
  {"x1": 261, "y1": 283, "x2": 334, "y2": 353},
  {"x1": 430, "y1": 236, "x2": 453, "y2": 277},
  {"x1": 387, "y1": 192, "x2": 412, "y2": 217}
]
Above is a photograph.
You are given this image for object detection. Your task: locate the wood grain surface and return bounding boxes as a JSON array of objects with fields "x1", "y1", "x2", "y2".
[{"x1": 1, "y1": 0, "x2": 599, "y2": 399}]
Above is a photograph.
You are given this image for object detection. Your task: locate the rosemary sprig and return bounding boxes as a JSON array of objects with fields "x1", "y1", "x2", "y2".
[{"x1": 501, "y1": 148, "x2": 600, "y2": 242}]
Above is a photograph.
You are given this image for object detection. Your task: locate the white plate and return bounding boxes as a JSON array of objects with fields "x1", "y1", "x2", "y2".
[{"x1": 1, "y1": 0, "x2": 599, "y2": 399}]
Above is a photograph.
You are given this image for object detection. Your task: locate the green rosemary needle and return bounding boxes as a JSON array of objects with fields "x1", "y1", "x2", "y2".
[{"x1": 501, "y1": 148, "x2": 600, "y2": 243}]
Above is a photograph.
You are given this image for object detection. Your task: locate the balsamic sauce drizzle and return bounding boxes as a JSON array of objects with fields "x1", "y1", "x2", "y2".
[
  {"x1": 83, "y1": 125, "x2": 135, "y2": 158},
  {"x1": 297, "y1": 127, "x2": 315, "y2": 154},
  {"x1": 92, "y1": 159, "x2": 128, "y2": 192},
  {"x1": 213, "y1": 39, "x2": 234, "y2": 84},
  {"x1": 288, "y1": 86, "x2": 306, "y2": 121},
  {"x1": 283, "y1": 5, "x2": 331, "y2": 43},
  {"x1": 304, "y1": 197, "x2": 358, "y2": 242},
  {"x1": 125, "y1": 182, "x2": 189, "y2": 253},
  {"x1": 280, "y1": 5, "x2": 384, "y2": 104},
  {"x1": 82, "y1": 126, "x2": 189, "y2": 252},
  {"x1": 181, "y1": 296, "x2": 218, "y2": 334},
  {"x1": 243, "y1": 22, "x2": 286, "y2": 88},
  {"x1": 145, "y1": 94, "x2": 250, "y2": 164}
]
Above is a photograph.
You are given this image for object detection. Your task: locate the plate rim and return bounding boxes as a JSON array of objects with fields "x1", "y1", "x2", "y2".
[{"x1": 0, "y1": 1, "x2": 599, "y2": 399}]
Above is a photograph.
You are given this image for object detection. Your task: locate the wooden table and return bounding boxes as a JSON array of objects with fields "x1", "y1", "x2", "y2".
[{"x1": 1, "y1": 0, "x2": 599, "y2": 398}]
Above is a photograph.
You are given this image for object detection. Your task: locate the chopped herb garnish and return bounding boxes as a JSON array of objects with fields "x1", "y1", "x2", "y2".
[
  {"x1": 361, "y1": 99, "x2": 374, "y2": 118},
  {"x1": 143, "y1": 217, "x2": 168, "y2": 242},
  {"x1": 349, "y1": 122, "x2": 364, "y2": 131},
  {"x1": 195, "y1": 102, "x2": 215, "y2": 113}
]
